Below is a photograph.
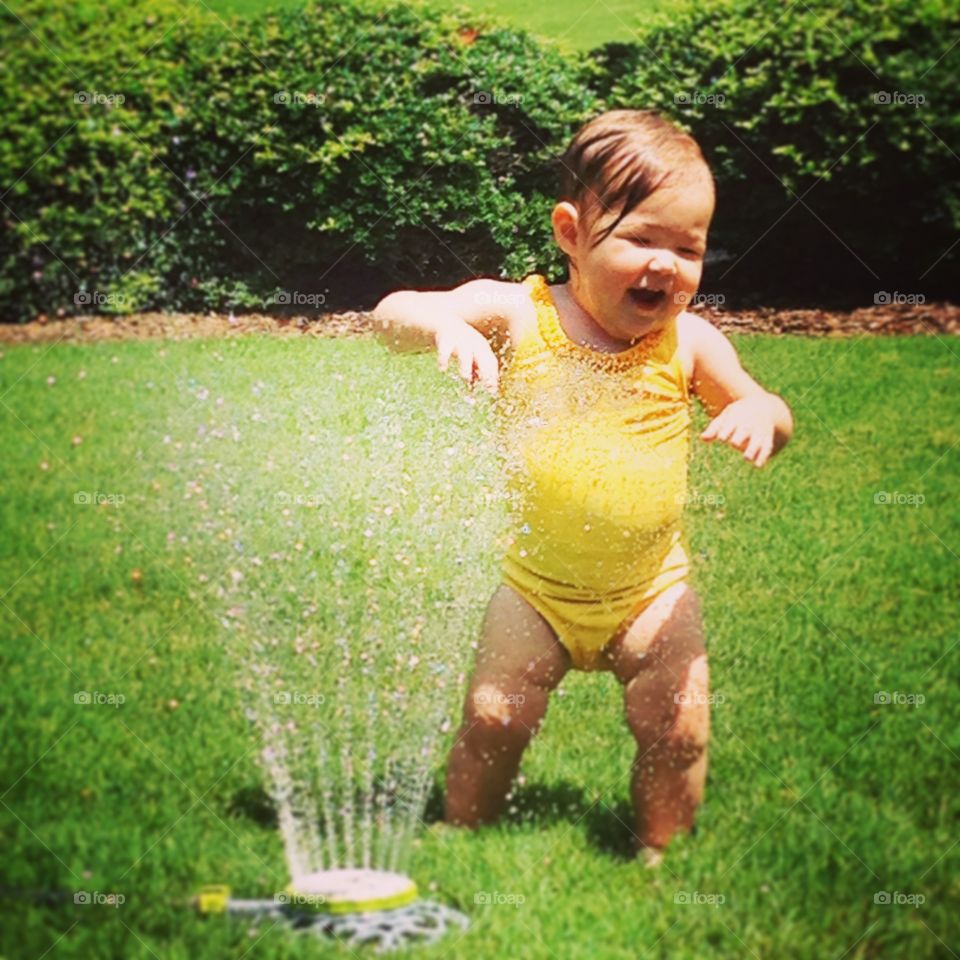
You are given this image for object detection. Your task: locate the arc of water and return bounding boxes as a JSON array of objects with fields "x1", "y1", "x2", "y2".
[
  {"x1": 374, "y1": 754, "x2": 395, "y2": 871},
  {"x1": 317, "y1": 740, "x2": 340, "y2": 870},
  {"x1": 340, "y1": 733, "x2": 356, "y2": 866},
  {"x1": 388, "y1": 726, "x2": 440, "y2": 873},
  {"x1": 266, "y1": 739, "x2": 309, "y2": 879},
  {"x1": 360, "y1": 693, "x2": 378, "y2": 870},
  {"x1": 385, "y1": 758, "x2": 415, "y2": 874},
  {"x1": 289, "y1": 733, "x2": 325, "y2": 874}
]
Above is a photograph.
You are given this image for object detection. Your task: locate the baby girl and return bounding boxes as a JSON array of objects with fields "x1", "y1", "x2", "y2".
[{"x1": 373, "y1": 109, "x2": 793, "y2": 865}]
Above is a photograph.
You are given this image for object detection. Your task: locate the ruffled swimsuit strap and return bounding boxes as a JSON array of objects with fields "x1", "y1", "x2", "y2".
[{"x1": 522, "y1": 273, "x2": 674, "y2": 374}]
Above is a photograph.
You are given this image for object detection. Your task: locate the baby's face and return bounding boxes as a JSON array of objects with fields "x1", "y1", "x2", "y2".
[{"x1": 559, "y1": 168, "x2": 714, "y2": 341}]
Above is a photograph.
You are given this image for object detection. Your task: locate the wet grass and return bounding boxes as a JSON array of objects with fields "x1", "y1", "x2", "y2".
[{"x1": 1, "y1": 332, "x2": 958, "y2": 958}]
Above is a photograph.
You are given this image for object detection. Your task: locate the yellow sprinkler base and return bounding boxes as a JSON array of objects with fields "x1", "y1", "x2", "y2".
[
  {"x1": 285, "y1": 869, "x2": 418, "y2": 915},
  {"x1": 194, "y1": 873, "x2": 467, "y2": 951}
]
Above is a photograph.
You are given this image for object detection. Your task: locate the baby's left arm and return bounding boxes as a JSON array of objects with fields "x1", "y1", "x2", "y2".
[{"x1": 681, "y1": 312, "x2": 793, "y2": 469}]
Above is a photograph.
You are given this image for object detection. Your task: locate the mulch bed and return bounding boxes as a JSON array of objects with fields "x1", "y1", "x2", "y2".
[{"x1": 0, "y1": 301, "x2": 958, "y2": 344}]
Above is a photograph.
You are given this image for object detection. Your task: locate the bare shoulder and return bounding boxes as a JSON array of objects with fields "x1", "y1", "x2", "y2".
[
  {"x1": 447, "y1": 277, "x2": 537, "y2": 352},
  {"x1": 676, "y1": 309, "x2": 721, "y2": 342},
  {"x1": 674, "y1": 310, "x2": 715, "y2": 382},
  {"x1": 675, "y1": 310, "x2": 741, "y2": 371}
]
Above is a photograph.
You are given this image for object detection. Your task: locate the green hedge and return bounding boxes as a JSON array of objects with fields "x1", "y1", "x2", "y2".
[
  {"x1": 592, "y1": 0, "x2": 960, "y2": 305},
  {"x1": 1, "y1": 0, "x2": 957, "y2": 321},
  {"x1": 0, "y1": 0, "x2": 600, "y2": 320}
]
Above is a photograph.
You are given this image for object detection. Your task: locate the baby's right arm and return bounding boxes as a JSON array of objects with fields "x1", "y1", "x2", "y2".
[{"x1": 371, "y1": 278, "x2": 517, "y2": 394}]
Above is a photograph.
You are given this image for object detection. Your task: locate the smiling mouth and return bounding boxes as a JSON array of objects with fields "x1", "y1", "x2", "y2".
[{"x1": 628, "y1": 287, "x2": 667, "y2": 309}]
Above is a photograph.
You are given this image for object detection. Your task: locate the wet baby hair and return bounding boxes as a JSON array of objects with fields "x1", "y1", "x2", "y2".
[{"x1": 556, "y1": 109, "x2": 714, "y2": 260}]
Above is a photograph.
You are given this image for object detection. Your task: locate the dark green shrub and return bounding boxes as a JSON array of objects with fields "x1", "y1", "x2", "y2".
[
  {"x1": 592, "y1": 0, "x2": 960, "y2": 305},
  {"x1": 0, "y1": 1, "x2": 213, "y2": 319},
  {"x1": 0, "y1": 0, "x2": 599, "y2": 321},
  {"x1": 2, "y1": 0, "x2": 957, "y2": 320}
]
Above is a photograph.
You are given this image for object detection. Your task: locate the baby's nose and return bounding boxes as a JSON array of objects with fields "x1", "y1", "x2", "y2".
[{"x1": 648, "y1": 252, "x2": 677, "y2": 274}]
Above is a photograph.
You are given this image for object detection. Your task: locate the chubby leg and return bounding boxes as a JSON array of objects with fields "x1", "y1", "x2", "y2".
[
  {"x1": 601, "y1": 583, "x2": 710, "y2": 854},
  {"x1": 444, "y1": 583, "x2": 571, "y2": 827}
]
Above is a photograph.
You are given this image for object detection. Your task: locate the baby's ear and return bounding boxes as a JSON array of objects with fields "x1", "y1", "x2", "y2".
[{"x1": 551, "y1": 202, "x2": 581, "y2": 258}]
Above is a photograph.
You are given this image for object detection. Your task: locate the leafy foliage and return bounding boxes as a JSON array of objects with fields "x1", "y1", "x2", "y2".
[
  {"x1": 0, "y1": 0, "x2": 599, "y2": 321},
  {"x1": 1, "y1": 0, "x2": 957, "y2": 320},
  {"x1": 595, "y1": 0, "x2": 960, "y2": 303}
]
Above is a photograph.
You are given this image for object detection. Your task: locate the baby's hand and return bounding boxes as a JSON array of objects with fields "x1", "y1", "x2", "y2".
[
  {"x1": 700, "y1": 394, "x2": 777, "y2": 468},
  {"x1": 436, "y1": 319, "x2": 499, "y2": 395}
]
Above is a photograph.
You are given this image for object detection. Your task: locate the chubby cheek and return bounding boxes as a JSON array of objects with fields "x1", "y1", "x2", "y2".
[
  {"x1": 591, "y1": 249, "x2": 651, "y2": 293},
  {"x1": 677, "y1": 263, "x2": 703, "y2": 301},
  {"x1": 580, "y1": 253, "x2": 633, "y2": 306},
  {"x1": 590, "y1": 245, "x2": 637, "y2": 280}
]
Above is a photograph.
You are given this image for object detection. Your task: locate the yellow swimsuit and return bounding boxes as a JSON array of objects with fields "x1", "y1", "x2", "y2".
[{"x1": 497, "y1": 273, "x2": 693, "y2": 671}]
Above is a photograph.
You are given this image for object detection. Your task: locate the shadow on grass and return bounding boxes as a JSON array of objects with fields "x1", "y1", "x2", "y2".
[
  {"x1": 231, "y1": 777, "x2": 664, "y2": 861},
  {"x1": 228, "y1": 784, "x2": 277, "y2": 827},
  {"x1": 421, "y1": 779, "x2": 645, "y2": 861}
]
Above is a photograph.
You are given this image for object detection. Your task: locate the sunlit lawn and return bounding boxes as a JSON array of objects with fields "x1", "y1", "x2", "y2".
[
  {"x1": 199, "y1": 0, "x2": 678, "y2": 51},
  {"x1": 1, "y1": 332, "x2": 958, "y2": 958}
]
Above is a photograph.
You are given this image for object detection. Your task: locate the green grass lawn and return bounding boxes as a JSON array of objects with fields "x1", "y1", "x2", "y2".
[
  {"x1": 65, "y1": 0, "x2": 677, "y2": 51},
  {"x1": 1, "y1": 332, "x2": 958, "y2": 958},
  {"x1": 195, "y1": 0, "x2": 677, "y2": 52}
]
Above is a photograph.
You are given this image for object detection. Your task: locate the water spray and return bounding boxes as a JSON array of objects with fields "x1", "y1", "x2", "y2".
[{"x1": 163, "y1": 347, "x2": 500, "y2": 952}]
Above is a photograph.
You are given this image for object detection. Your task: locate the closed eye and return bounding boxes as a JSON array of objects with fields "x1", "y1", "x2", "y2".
[{"x1": 630, "y1": 236, "x2": 701, "y2": 254}]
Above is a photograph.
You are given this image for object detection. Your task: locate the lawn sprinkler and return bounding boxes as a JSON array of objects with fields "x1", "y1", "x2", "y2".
[{"x1": 195, "y1": 869, "x2": 469, "y2": 953}]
